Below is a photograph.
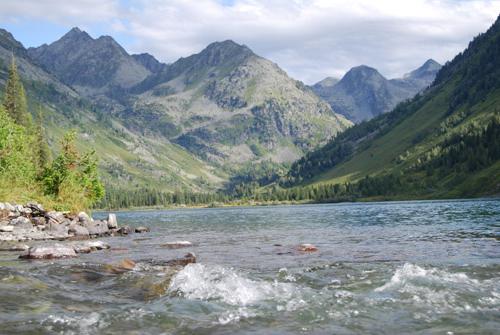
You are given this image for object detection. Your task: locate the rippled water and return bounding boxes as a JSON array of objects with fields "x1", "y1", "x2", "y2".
[{"x1": 1, "y1": 199, "x2": 499, "y2": 334}]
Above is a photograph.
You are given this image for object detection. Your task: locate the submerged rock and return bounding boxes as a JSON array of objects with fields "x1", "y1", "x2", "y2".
[
  {"x1": 160, "y1": 241, "x2": 193, "y2": 249},
  {"x1": 73, "y1": 240, "x2": 110, "y2": 253},
  {"x1": 135, "y1": 226, "x2": 150, "y2": 233},
  {"x1": 20, "y1": 244, "x2": 77, "y2": 259},
  {"x1": 0, "y1": 242, "x2": 30, "y2": 251},
  {"x1": 297, "y1": 243, "x2": 318, "y2": 252},
  {"x1": 117, "y1": 225, "x2": 131, "y2": 235},
  {"x1": 164, "y1": 252, "x2": 197, "y2": 266}
]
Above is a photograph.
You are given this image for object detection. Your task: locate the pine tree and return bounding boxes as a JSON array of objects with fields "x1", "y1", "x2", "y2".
[
  {"x1": 35, "y1": 106, "x2": 51, "y2": 170},
  {"x1": 3, "y1": 57, "x2": 31, "y2": 127}
]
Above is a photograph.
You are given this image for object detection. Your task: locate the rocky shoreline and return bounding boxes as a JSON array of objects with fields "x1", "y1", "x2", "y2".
[{"x1": 0, "y1": 202, "x2": 157, "y2": 261}]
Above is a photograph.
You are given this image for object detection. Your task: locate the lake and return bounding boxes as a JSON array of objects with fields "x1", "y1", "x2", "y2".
[{"x1": 0, "y1": 199, "x2": 499, "y2": 334}]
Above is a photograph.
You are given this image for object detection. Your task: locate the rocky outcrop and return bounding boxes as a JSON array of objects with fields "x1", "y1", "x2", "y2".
[{"x1": 0, "y1": 202, "x2": 147, "y2": 242}]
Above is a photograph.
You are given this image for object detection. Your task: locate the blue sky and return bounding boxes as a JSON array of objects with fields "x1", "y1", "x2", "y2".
[{"x1": 1, "y1": 0, "x2": 499, "y2": 84}]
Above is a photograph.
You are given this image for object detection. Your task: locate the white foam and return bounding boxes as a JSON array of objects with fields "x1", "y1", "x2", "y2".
[
  {"x1": 375, "y1": 263, "x2": 478, "y2": 292},
  {"x1": 168, "y1": 263, "x2": 299, "y2": 307}
]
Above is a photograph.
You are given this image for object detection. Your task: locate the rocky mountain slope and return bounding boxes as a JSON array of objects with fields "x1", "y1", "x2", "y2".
[
  {"x1": 283, "y1": 16, "x2": 500, "y2": 198},
  {"x1": 0, "y1": 28, "x2": 224, "y2": 193},
  {"x1": 128, "y1": 40, "x2": 351, "y2": 165},
  {"x1": 27, "y1": 28, "x2": 151, "y2": 98},
  {"x1": 2, "y1": 27, "x2": 351, "y2": 192},
  {"x1": 312, "y1": 60, "x2": 441, "y2": 123}
]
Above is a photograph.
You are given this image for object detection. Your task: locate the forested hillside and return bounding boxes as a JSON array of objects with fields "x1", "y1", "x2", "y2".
[{"x1": 275, "y1": 15, "x2": 500, "y2": 201}]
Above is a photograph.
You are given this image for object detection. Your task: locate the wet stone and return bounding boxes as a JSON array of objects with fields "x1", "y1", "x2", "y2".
[
  {"x1": 135, "y1": 226, "x2": 150, "y2": 233},
  {"x1": 160, "y1": 241, "x2": 193, "y2": 249},
  {"x1": 20, "y1": 244, "x2": 77, "y2": 259}
]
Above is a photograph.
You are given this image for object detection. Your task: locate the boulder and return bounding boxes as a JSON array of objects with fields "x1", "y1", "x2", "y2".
[
  {"x1": 26, "y1": 202, "x2": 45, "y2": 216},
  {"x1": 0, "y1": 203, "x2": 4, "y2": 210},
  {"x1": 73, "y1": 240, "x2": 110, "y2": 253},
  {"x1": 86, "y1": 220, "x2": 109, "y2": 236},
  {"x1": 0, "y1": 225, "x2": 14, "y2": 232},
  {"x1": 117, "y1": 226, "x2": 131, "y2": 235},
  {"x1": 4, "y1": 203, "x2": 15, "y2": 212},
  {"x1": 135, "y1": 226, "x2": 150, "y2": 233},
  {"x1": 78, "y1": 212, "x2": 93, "y2": 224},
  {"x1": 160, "y1": 241, "x2": 193, "y2": 249},
  {"x1": 11, "y1": 217, "x2": 33, "y2": 229},
  {"x1": 20, "y1": 244, "x2": 77, "y2": 259},
  {"x1": 46, "y1": 211, "x2": 66, "y2": 225},
  {"x1": 31, "y1": 216, "x2": 47, "y2": 226},
  {"x1": 297, "y1": 243, "x2": 318, "y2": 252},
  {"x1": 48, "y1": 223, "x2": 69, "y2": 239},
  {"x1": 68, "y1": 223, "x2": 90, "y2": 238},
  {"x1": 14, "y1": 205, "x2": 24, "y2": 212},
  {"x1": 107, "y1": 213, "x2": 117, "y2": 229}
]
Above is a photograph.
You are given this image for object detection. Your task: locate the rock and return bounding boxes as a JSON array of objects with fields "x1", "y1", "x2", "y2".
[
  {"x1": 19, "y1": 207, "x2": 32, "y2": 216},
  {"x1": 117, "y1": 226, "x2": 131, "y2": 235},
  {"x1": 73, "y1": 241, "x2": 109, "y2": 253},
  {"x1": 106, "y1": 259, "x2": 136, "y2": 274},
  {"x1": 20, "y1": 244, "x2": 77, "y2": 259},
  {"x1": 48, "y1": 223, "x2": 69, "y2": 239},
  {"x1": 0, "y1": 243, "x2": 30, "y2": 251},
  {"x1": 0, "y1": 209, "x2": 10, "y2": 220},
  {"x1": 86, "y1": 220, "x2": 109, "y2": 236},
  {"x1": 26, "y1": 202, "x2": 45, "y2": 216},
  {"x1": 0, "y1": 203, "x2": 4, "y2": 210},
  {"x1": 0, "y1": 225, "x2": 14, "y2": 232},
  {"x1": 107, "y1": 213, "x2": 117, "y2": 229},
  {"x1": 68, "y1": 223, "x2": 89, "y2": 238},
  {"x1": 31, "y1": 216, "x2": 47, "y2": 226},
  {"x1": 46, "y1": 211, "x2": 66, "y2": 225},
  {"x1": 164, "y1": 252, "x2": 197, "y2": 266},
  {"x1": 135, "y1": 226, "x2": 150, "y2": 233},
  {"x1": 10, "y1": 217, "x2": 33, "y2": 229},
  {"x1": 160, "y1": 241, "x2": 193, "y2": 249},
  {"x1": 14, "y1": 205, "x2": 24, "y2": 212},
  {"x1": 78, "y1": 212, "x2": 92, "y2": 224},
  {"x1": 4, "y1": 203, "x2": 15, "y2": 212},
  {"x1": 297, "y1": 243, "x2": 318, "y2": 252}
]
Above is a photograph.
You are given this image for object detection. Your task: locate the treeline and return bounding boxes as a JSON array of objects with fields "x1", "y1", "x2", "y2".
[
  {"x1": 97, "y1": 187, "x2": 231, "y2": 209},
  {"x1": 0, "y1": 58, "x2": 104, "y2": 211}
]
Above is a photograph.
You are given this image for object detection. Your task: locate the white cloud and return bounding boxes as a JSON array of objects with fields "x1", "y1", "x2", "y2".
[{"x1": 1, "y1": 0, "x2": 499, "y2": 83}]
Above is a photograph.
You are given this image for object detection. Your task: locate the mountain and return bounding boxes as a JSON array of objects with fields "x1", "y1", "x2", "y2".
[
  {"x1": 125, "y1": 40, "x2": 351, "y2": 166},
  {"x1": 0, "y1": 28, "x2": 224, "y2": 193},
  {"x1": 312, "y1": 60, "x2": 441, "y2": 123},
  {"x1": 281, "y1": 15, "x2": 500, "y2": 199},
  {"x1": 2, "y1": 28, "x2": 351, "y2": 194},
  {"x1": 27, "y1": 27, "x2": 151, "y2": 97}
]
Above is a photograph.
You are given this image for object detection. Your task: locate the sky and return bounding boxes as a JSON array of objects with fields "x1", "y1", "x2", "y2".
[{"x1": 0, "y1": 0, "x2": 499, "y2": 84}]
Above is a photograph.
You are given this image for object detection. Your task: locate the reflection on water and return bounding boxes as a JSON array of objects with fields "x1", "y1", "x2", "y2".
[{"x1": 0, "y1": 199, "x2": 499, "y2": 334}]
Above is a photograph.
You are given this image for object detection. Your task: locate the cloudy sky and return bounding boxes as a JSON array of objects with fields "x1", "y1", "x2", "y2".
[{"x1": 1, "y1": 0, "x2": 499, "y2": 84}]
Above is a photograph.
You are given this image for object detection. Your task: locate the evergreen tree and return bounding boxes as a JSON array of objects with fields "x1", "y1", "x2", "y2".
[
  {"x1": 34, "y1": 106, "x2": 51, "y2": 170},
  {"x1": 2, "y1": 57, "x2": 31, "y2": 128}
]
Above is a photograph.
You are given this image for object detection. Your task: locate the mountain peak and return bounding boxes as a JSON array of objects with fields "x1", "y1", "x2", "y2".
[
  {"x1": 343, "y1": 65, "x2": 386, "y2": 82},
  {"x1": 405, "y1": 59, "x2": 442, "y2": 80},
  {"x1": 60, "y1": 27, "x2": 92, "y2": 42}
]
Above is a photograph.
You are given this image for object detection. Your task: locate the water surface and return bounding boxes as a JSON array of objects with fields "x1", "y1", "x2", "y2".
[{"x1": 1, "y1": 199, "x2": 499, "y2": 334}]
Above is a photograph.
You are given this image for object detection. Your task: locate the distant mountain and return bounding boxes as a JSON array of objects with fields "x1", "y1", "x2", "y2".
[
  {"x1": 27, "y1": 27, "x2": 151, "y2": 96},
  {"x1": 132, "y1": 53, "x2": 167, "y2": 73},
  {"x1": 311, "y1": 60, "x2": 441, "y2": 123},
  {"x1": 127, "y1": 40, "x2": 351, "y2": 165},
  {"x1": 282, "y1": 16, "x2": 500, "y2": 199}
]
